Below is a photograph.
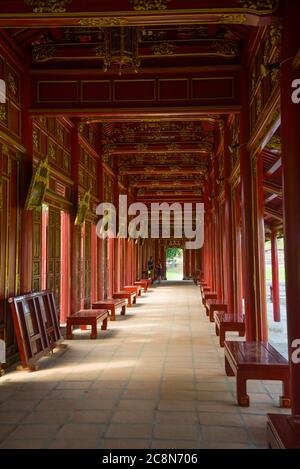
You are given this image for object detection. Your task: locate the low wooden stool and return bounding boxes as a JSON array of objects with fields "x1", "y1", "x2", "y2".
[
  {"x1": 215, "y1": 312, "x2": 245, "y2": 347},
  {"x1": 205, "y1": 299, "x2": 227, "y2": 322},
  {"x1": 224, "y1": 341, "x2": 291, "y2": 408},
  {"x1": 92, "y1": 299, "x2": 126, "y2": 321},
  {"x1": 267, "y1": 414, "x2": 300, "y2": 449},
  {"x1": 66, "y1": 310, "x2": 108, "y2": 339},
  {"x1": 113, "y1": 291, "x2": 136, "y2": 307}
]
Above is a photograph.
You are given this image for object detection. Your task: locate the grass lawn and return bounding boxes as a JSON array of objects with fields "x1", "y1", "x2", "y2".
[
  {"x1": 265, "y1": 266, "x2": 286, "y2": 282},
  {"x1": 166, "y1": 271, "x2": 183, "y2": 280}
]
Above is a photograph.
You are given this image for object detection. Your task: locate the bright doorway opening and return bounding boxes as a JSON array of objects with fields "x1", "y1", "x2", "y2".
[{"x1": 166, "y1": 248, "x2": 183, "y2": 280}]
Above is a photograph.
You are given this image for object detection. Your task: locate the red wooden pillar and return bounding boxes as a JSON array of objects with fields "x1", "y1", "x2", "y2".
[
  {"x1": 113, "y1": 238, "x2": 120, "y2": 293},
  {"x1": 20, "y1": 57, "x2": 33, "y2": 293},
  {"x1": 107, "y1": 238, "x2": 114, "y2": 298},
  {"x1": 271, "y1": 229, "x2": 280, "y2": 322},
  {"x1": 280, "y1": 0, "x2": 300, "y2": 416},
  {"x1": 70, "y1": 122, "x2": 80, "y2": 314},
  {"x1": 252, "y1": 153, "x2": 268, "y2": 340},
  {"x1": 223, "y1": 119, "x2": 235, "y2": 312},
  {"x1": 240, "y1": 66, "x2": 267, "y2": 342}
]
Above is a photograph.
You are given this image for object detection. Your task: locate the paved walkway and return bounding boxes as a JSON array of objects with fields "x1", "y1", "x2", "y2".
[{"x1": 0, "y1": 281, "x2": 290, "y2": 449}]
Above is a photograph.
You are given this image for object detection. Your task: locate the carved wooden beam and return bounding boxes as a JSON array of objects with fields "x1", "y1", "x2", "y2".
[{"x1": 0, "y1": 1, "x2": 279, "y2": 28}]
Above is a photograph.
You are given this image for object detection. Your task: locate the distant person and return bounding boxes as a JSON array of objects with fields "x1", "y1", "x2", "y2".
[
  {"x1": 157, "y1": 259, "x2": 163, "y2": 284},
  {"x1": 148, "y1": 256, "x2": 154, "y2": 280}
]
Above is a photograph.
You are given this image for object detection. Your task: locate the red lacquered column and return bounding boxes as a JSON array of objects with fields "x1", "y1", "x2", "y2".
[
  {"x1": 280, "y1": 0, "x2": 300, "y2": 416},
  {"x1": 271, "y1": 228, "x2": 280, "y2": 322},
  {"x1": 70, "y1": 122, "x2": 80, "y2": 314},
  {"x1": 252, "y1": 153, "x2": 268, "y2": 341},
  {"x1": 240, "y1": 66, "x2": 258, "y2": 342},
  {"x1": 20, "y1": 57, "x2": 33, "y2": 293},
  {"x1": 223, "y1": 118, "x2": 234, "y2": 312}
]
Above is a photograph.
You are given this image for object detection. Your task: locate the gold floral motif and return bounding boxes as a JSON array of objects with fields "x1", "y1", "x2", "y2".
[
  {"x1": 8, "y1": 73, "x2": 17, "y2": 96},
  {"x1": 270, "y1": 18, "x2": 282, "y2": 48},
  {"x1": 0, "y1": 104, "x2": 7, "y2": 125},
  {"x1": 38, "y1": 116, "x2": 47, "y2": 127},
  {"x1": 236, "y1": 0, "x2": 279, "y2": 12},
  {"x1": 56, "y1": 125, "x2": 64, "y2": 143},
  {"x1": 33, "y1": 130, "x2": 39, "y2": 150},
  {"x1": 219, "y1": 14, "x2": 246, "y2": 24},
  {"x1": 267, "y1": 135, "x2": 281, "y2": 152},
  {"x1": 94, "y1": 44, "x2": 106, "y2": 58},
  {"x1": 130, "y1": 0, "x2": 170, "y2": 11},
  {"x1": 32, "y1": 44, "x2": 57, "y2": 62},
  {"x1": 25, "y1": 0, "x2": 72, "y2": 13},
  {"x1": 48, "y1": 141, "x2": 56, "y2": 159},
  {"x1": 152, "y1": 43, "x2": 177, "y2": 56},
  {"x1": 79, "y1": 17, "x2": 128, "y2": 28},
  {"x1": 212, "y1": 40, "x2": 239, "y2": 57}
]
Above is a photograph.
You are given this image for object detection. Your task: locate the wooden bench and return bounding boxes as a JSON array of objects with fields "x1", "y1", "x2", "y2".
[
  {"x1": 215, "y1": 312, "x2": 245, "y2": 347},
  {"x1": 266, "y1": 414, "x2": 300, "y2": 449},
  {"x1": 134, "y1": 280, "x2": 149, "y2": 293},
  {"x1": 205, "y1": 299, "x2": 228, "y2": 322},
  {"x1": 113, "y1": 291, "x2": 136, "y2": 307},
  {"x1": 123, "y1": 285, "x2": 142, "y2": 297},
  {"x1": 224, "y1": 341, "x2": 291, "y2": 408},
  {"x1": 202, "y1": 291, "x2": 218, "y2": 307},
  {"x1": 200, "y1": 286, "x2": 211, "y2": 304},
  {"x1": 66, "y1": 309, "x2": 108, "y2": 340},
  {"x1": 92, "y1": 298, "x2": 126, "y2": 321}
]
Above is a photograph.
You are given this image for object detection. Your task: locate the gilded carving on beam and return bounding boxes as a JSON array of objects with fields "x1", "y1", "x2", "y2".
[
  {"x1": 212, "y1": 41, "x2": 239, "y2": 58},
  {"x1": 152, "y1": 43, "x2": 177, "y2": 56},
  {"x1": 267, "y1": 135, "x2": 281, "y2": 152},
  {"x1": 130, "y1": 0, "x2": 170, "y2": 11},
  {"x1": 79, "y1": 18, "x2": 128, "y2": 28},
  {"x1": 33, "y1": 130, "x2": 39, "y2": 150},
  {"x1": 219, "y1": 15, "x2": 246, "y2": 24},
  {"x1": 48, "y1": 141, "x2": 56, "y2": 160},
  {"x1": 25, "y1": 0, "x2": 72, "y2": 13},
  {"x1": 0, "y1": 104, "x2": 7, "y2": 126},
  {"x1": 236, "y1": 0, "x2": 279, "y2": 13},
  {"x1": 7, "y1": 73, "x2": 17, "y2": 96},
  {"x1": 32, "y1": 44, "x2": 57, "y2": 62},
  {"x1": 270, "y1": 18, "x2": 282, "y2": 48}
]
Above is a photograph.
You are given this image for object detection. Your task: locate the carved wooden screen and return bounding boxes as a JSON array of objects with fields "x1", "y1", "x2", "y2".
[
  {"x1": 84, "y1": 221, "x2": 92, "y2": 308},
  {"x1": 8, "y1": 291, "x2": 63, "y2": 369},
  {"x1": 47, "y1": 207, "x2": 61, "y2": 315},
  {"x1": 32, "y1": 209, "x2": 42, "y2": 292},
  {"x1": 0, "y1": 148, "x2": 20, "y2": 364}
]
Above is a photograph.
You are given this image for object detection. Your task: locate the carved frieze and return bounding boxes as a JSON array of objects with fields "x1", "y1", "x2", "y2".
[
  {"x1": 79, "y1": 18, "x2": 128, "y2": 27},
  {"x1": 236, "y1": 0, "x2": 279, "y2": 12},
  {"x1": 130, "y1": 0, "x2": 170, "y2": 11},
  {"x1": 32, "y1": 44, "x2": 57, "y2": 63},
  {"x1": 152, "y1": 43, "x2": 177, "y2": 56},
  {"x1": 25, "y1": 0, "x2": 72, "y2": 13}
]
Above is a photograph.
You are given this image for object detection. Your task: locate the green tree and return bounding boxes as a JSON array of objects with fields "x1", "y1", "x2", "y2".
[{"x1": 166, "y1": 248, "x2": 182, "y2": 259}]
